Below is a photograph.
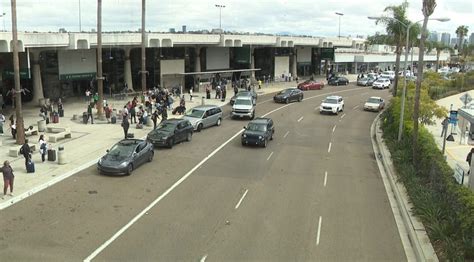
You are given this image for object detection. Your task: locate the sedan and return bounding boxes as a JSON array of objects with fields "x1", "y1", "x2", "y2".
[
  {"x1": 357, "y1": 77, "x2": 376, "y2": 86},
  {"x1": 364, "y1": 96, "x2": 385, "y2": 112},
  {"x1": 297, "y1": 80, "x2": 324, "y2": 90},
  {"x1": 97, "y1": 139, "x2": 154, "y2": 176},
  {"x1": 273, "y1": 88, "x2": 303, "y2": 103},
  {"x1": 147, "y1": 119, "x2": 193, "y2": 148},
  {"x1": 328, "y1": 76, "x2": 349, "y2": 86}
]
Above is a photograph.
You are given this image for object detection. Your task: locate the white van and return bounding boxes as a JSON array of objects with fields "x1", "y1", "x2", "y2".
[{"x1": 381, "y1": 71, "x2": 395, "y2": 81}]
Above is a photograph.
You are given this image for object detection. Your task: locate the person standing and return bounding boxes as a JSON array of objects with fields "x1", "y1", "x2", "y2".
[
  {"x1": 233, "y1": 84, "x2": 238, "y2": 96},
  {"x1": 38, "y1": 134, "x2": 47, "y2": 163},
  {"x1": 86, "y1": 103, "x2": 94, "y2": 124},
  {"x1": 122, "y1": 113, "x2": 130, "y2": 139},
  {"x1": 206, "y1": 85, "x2": 211, "y2": 99},
  {"x1": 221, "y1": 86, "x2": 227, "y2": 102},
  {"x1": 104, "y1": 104, "x2": 112, "y2": 123},
  {"x1": 258, "y1": 79, "x2": 262, "y2": 89},
  {"x1": 466, "y1": 148, "x2": 474, "y2": 174},
  {"x1": 2, "y1": 160, "x2": 14, "y2": 199},
  {"x1": 441, "y1": 117, "x2": 449, "y2": 137},
  {"x1": 151, "y1": 110, "x2": 159, "y2": 129},
  {"x1": 130, "y1": 101, "x2": 137, "y2": 124},
  {"x1": 11, "y1": 121, "x2": 16, "y2": 139},
  {"x1": 85, "y1": 89, "x2": 91, "y2": 103},
  {"x1": 0, "y1": 112, "x2": 5, "y2": 135},
  {"x1": 20, "y1": 139, "x2": 31, "y2": 167}
]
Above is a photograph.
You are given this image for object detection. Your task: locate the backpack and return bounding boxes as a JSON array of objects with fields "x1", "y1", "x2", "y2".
[{"x1": 40, "y1": 142, "x2": 47, "y2": 151}]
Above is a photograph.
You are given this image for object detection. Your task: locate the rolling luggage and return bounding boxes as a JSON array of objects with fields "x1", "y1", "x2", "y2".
[
  {"x1": 26, "y1": 160, "x2": 35, "y2": 173},
  {"x1": 52, "y1": 113, "x2": 59, "y2": 123},
  {"x1": 48, "y1": 149, "x2": 56, "y2": 162},
  {"x1": 126, "y1": 133, "x2": 134, "y2": 138},
  {"x1": 111, "y1": 116, "x2": 117, "y2": 124}
]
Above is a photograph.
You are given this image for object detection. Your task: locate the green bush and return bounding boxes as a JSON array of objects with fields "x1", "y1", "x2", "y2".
[{"x1": 380, "y1": 105, "x2": 474, "y2": 261}]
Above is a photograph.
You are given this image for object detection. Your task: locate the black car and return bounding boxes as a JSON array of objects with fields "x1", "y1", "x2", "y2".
[
  {"x1": 241, "y1": 118, "x2": 275, "y2": 147},
  {"x1": 147, "y1": 119, "x2": 193, "y2": 148},
  {"x1": 97, "y1": 139, "x2": 154, "y2": 176},
  {"x1": 273, "y1": 88, "x2": 303, "y2": 103},
  {"x1": 328, "y1": 76, "x2": 349, "y2": 86},
  {"x1": 230, "y1": 90, "x2": 257, "y2": 106}
]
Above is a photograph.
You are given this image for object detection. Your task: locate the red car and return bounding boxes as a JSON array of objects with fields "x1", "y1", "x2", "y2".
[{"x1": 297, "y1": 80, "x2": 325, "y2": 90}]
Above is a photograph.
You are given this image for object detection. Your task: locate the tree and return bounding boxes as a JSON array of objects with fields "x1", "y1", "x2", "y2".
[
  {"x1": 455, "y1": 25, "x2": 469, "y2": 53},
  {"x1": 427, "y1": 41, "x2": 453, "y2": 72},
  {"x1": 413, "y1": 0, "x2": 437, "y2": 167}
]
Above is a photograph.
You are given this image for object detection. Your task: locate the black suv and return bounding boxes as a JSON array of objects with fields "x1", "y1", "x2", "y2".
[
  {"x1": 241, "y1": 118, "x2": 275, "y2": 147},
  {"x1": 146, "y1": 119, "x2": 193, "y2": 148}
]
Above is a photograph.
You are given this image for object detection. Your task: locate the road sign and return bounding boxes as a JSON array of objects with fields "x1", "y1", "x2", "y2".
[
  {"x1": 449, "y1": 110, "x2": 458, "y2": 124},
  {"x1": 453, "y1": 164, "x2": 465, "y2": 185},
  {"x1": 460, "y1": 93, "x2": 472, "y2": 105}
]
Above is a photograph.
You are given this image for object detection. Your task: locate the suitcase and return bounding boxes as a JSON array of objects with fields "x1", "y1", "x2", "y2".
[
  {"x1": 47, "y1": 149, "x2": 56, "y2": 161},
  {"x1": 126, "y1": 133, "x2": 134, "y2": 138},
  {"x1": 26, "y1": 160, "x2": 35, "y2": 173},
  {"x1": 46, "y1": 117, "x2": 50, "y2": 124},
  {"x1": 53, "y1": 114, "x2": 59, "y2": 123},
  {"x1": 111, "y1": 116, "x2": 117, "y2": 124}
]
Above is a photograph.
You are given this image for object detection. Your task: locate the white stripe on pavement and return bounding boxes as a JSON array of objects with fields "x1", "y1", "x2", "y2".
[
  {"x1": 267, "y1": 152, "x2": 274, "y2": 161},
  {"x1": 324, "y1": 171, "x2": 328, "y2": 187},
  {"x1": 235, "y1": 189, "x2": 249, "y2": 209},
  {"x1": 283, "y1": 131, "x2": 290, "y2": 138},
  {"x1": 316, "y1": 216, "x2": 323, "y2": 246},
  {"x1": 353, "y1": 105, "x2": 359, "y2": 110},
  {"x1": 332, "y1": 125, "x2": 336, "y2": 133},
  {"x1": 328, "y1": 142, "x2": 332, "y2": 153},
  {"x1": 340, "y1": 113, "x2": 346, "y2": 119},
  {"x1": 200, "y1": 254, "x2": 208, "y2": 262},
  {"x1": 297, "y1": 116, "x2": 304, "y2": 122}
]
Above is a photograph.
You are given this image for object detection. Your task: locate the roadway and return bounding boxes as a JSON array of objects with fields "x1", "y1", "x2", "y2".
[{"x1": 0, "y1": 84, "x2": 406, "y2": 261}]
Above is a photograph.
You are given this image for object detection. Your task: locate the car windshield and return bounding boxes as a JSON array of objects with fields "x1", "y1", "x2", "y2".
[
  {"x1": 359, "y1": 78, "x2": 368, "y2": 81},
  {"x1": 156, "y1": 122, "x2": 177, "y2": 132},
  {"x1": 247, "y1": 123, "x2": 267, "y2": 132},
  {"x1": 108, "y1": 142, "x2": 136, "y2": 158},
  {"x1": 235, "y1": 99, "x2": 252, "y2": 106},
  {"x1": 278, "y1": 89, "x2": 292, "y2": 95},
  {"x1": 323, "y1": 98, "x2": 338, "y2": 104},
  {"x1": 367, "y1": 98, "x2": 381, "y2": 103},
  {"x1": 185, "y1": 109, "x2": 205, "y2": 118}
]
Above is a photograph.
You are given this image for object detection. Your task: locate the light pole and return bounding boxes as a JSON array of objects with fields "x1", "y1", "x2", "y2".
[
  {"x1": 368, "y1": 16, "x2": 450, "y2": 141},
  {"x1": 215, "y1": 4, "x2": 225, "y2": 31},
  {"x1": 78, "y1": 0, "x2": 82, "y2": 32},
  {"x1": 0, "y1": 12, "x2": 6, "y2": 32},
  {"x1": 335, "y1": 12, "x2": 344, "y2": 38}
]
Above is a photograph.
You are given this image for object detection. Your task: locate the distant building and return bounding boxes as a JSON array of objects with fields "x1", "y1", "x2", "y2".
[
  {"x1": 182, "y1": 25, "x2": 187, "y2": 33},
  {"x1": 441, "y1": 32, "x2": 450, "y2": 46},
  {"x1": 169, "y1": 28, "x2": 176, "y2": 33},
  {"x1": 428, "y1": 31, "x2": 439, "y2": 42}
]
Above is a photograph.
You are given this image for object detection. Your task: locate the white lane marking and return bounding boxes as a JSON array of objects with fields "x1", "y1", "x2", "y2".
[
  {"x1": 297, "y1": 116, "x2": 304, "y2": 122},
  {"x1": 316, "y1": 216, "x2": 323, "y2": 246},
  {"x1": 267, "y1": 152, "x2": 274, "y2": 161},
  {"x1": 283, "y1": 131, "x2": 290, "y2": 138},
  {"x1": 235, "y1": 189, "x2": 249, "y2": 209},
  {"x1": 353, "y1": 105, "x2": 359, "y2": 110},
  {"x1": 200, "y1": 254, "x2": 208, "y2": 262},
  {"x1": 328, "y1": 142, "x2": 332, "y2": 153},
  {"x1": 84, "y1": 129, "x2": 246, "y2": 262},
  {"x1": 332, "y1": 125, "x2": 336, "y2": 133},
  {"x1": 324, "y1": 171, "x2": 328, "y2": 187},
  {"x1": 340, "y1": 113, "x2": 346, "y2": 119}
]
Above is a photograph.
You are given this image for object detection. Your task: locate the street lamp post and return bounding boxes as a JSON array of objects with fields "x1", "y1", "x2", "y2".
[
  {"x1": 78, "y1": 0, "x2": 82, "y2": 32},
  {"x1": 335, "y1": 12, "x2": 344, "y2": 38},
  {"x1": 368, "y1": 16, "x2": 449, "y2": 141},
  {"x1": 215, "y1": 4, "x2": 226, "y2": 31}
]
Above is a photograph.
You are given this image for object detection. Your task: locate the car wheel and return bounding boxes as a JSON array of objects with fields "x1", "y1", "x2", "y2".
[
  {"x1": 186, "y1": 132, "x2": 192, "y2": 142},
  {"x1": 298, "y1": 96, "x2": 302, "y2": 102},
  {"x1": 250, "y1": 111, "x2": 255, "y2": 120},
  {"x1": 216, "y1": 118, "x2": 222, "y2": 126},
  {"x1": 270, "y1": 132, "x2": 274, "y2": 140},
  {"x1": 285, "y1": 98, "x2": 289, "y2": 104},
  {"x1": 197, "y1": 123, "x2": 203, "y2": 132},
  {"x1": 263, "y1": 139, "x2": 268, "y2": 148},
  {"x1": 241, "y1": 140, "x2": 246, "y2": 146},
  {"x1": 335, "y1": 109, "x2": 339, "y2": 115},
  {"x1": 148, "y1": 151, "x2": 154, "y2": 162},
  {"x1": 167, "y1": 138, "x2": 174, "y2": 149},
  {"x1": 341, "y1": 105, "x2": 344, "y2": 112},
  {"x1": 126, "y1": 164, "x2": 133, "y2": 176}
]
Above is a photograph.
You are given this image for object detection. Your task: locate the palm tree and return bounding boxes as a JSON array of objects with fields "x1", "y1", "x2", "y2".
[
  {"x1": 455, "y1": 25, "x2": 469, "y2": 53},
  {"x1": 372, "y1": 4, "x2": 409, "y2": 96},
  {"x1": 413, "y1": 0, "x2": 437, "y2": 166},
  {"x1": 427, "y1": 41, "x2": 453, "y2": 71}
]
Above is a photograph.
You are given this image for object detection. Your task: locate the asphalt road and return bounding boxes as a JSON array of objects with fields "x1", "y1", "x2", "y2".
[{"x1": 0, "y1": 84, "x2": 406, "y2": 261}]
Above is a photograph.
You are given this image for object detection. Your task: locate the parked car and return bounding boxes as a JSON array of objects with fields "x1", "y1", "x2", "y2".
[
  {"x1": 146, "y1": 119, "x2": 193, "y2": 148},
  {"x1": 183, "y1": 105, "x2": 222, "y2": 132},
  {"x1": 363, "y1": 96, "x2": 385, "y2": 112},
  {"x1": 372, "y1": 78, "x2": 391, "y2": 89},
  {"x1": 357, "y1": 77, "x2": 375, "y2": 86},
  {"x1": 230, "y1": 90, "x2": 257, "y2": 106},
  {"x1": 273, "y1": 88, "x2": 303, "y2": 103},
  {"x1": 328, "y1": 76, "x2": 349, "y2": 86},
  {"x1": 231, "y1": 96, "x2": 256, "y2": 119},
  {"x1": 241, "y1": 117, "x2": 275, "y2": 147},
  {"x1": 297, "y1": 80, "x2": 324, "y2": 90},
  {"x1": 367, "y1": 73, "x2": 379, "y2": 80},
  {"x1": 97, "y1": 139, "x2": 154, "y2": 176},
  {"x1": 380, "y1": 71, "x2": 395, "y2": 81},
  {"x1": 319, "y1": 95, "x2": 344, "y2": 115}
]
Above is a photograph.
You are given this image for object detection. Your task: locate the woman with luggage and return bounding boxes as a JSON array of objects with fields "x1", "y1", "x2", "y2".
[{"x1": 38, "y1": 135, "x2": 47, "y2": 163}]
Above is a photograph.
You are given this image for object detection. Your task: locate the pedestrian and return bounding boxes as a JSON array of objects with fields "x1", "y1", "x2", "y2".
[
  {"x1": 216, "y1": 85, "x2": 221, "y2": 99},
  {"x1": 221, "y1": 86, "x2": 227, "y2": 102},
  {"x1": 38, "y1": 134, "x2": 47, "y2": 163},
  {"x1": 122, "y1": 113, "x2": 130, "y2": 139},
  {"x1": 258, "y1": 79, "x2": 262, "y2": 89},
  {"x1": 2, "y1": 160, "x2": 14, "y2": 199},
  {"x1": 167, "y1": 94, "x2": 174, "y2": 111},
  {"x1": 0, "y1": 112, "x2": 5, "y2": 135},
  {"x1": 93, "y1": 92, "x2": 99, "y2": 106},
  {"x1": 104, "y1": 104, "x2": 111, "y2": 123},
  {"x1": 20, "y1": 139, "x2": 31, "y2": 167},
  {"x1": 11, "y1": 121, "x2": 16, "y2": 139},
  {"x1": 151, "y1": 110, "x2": 159, "y2": 129},
  {"x1": 466, "y1": 148, "x2": 474, "y2": 169},
  {"x1": 441, "y1": 117, "x2": 449, "y2": 137},
  {"x1": 86, "y1": 103, "x2": 94, "y2": 124},
  {"x1": 206, "y1": 85, "x2": 211, "y2": 99},
  {"x1": 189, "y1": 88, "x2": 193, "y2": 101},
  {"x1": 233, "y1": 84, "x2": 238, "y2": 96},
  {"x1": 130, "y1": 97, "x2": 138, "y2": 124},
  {"x1": 85, "y1": 89, "x2": 91, "y2": 103}
]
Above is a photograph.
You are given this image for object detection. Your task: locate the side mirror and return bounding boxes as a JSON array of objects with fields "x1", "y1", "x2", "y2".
[{"x1": 106, "y1": 149, "x2": 110, "y2": 153}]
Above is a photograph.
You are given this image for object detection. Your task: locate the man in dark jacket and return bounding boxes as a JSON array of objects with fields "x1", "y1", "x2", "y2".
[
  {"x1": 122, "y1": 114, "x2": 130, "y2": 139},
  {"x1": 20, "y1": 139, "x2": 31, "y2": 167},
  {"x1": 87, "y1": 103, "x2": 94, "y2": 124},
  {"x1": 466, "y1": 148, "x2": 474, "y2": 174}
]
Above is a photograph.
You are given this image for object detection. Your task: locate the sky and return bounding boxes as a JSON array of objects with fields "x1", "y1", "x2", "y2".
[{"x1": 0, "y1": 0, "x2": 472, "y2": 39}]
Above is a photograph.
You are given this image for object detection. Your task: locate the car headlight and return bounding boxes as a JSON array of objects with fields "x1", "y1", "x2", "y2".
[
  {"x1": 119, "y1": 162, "x2": 128, "y2": 167},
  {"x1": 98, "y1": 158, "x2": 103, "y2": 165},
  {"x1": 243, "y1": 134, "x2": 247, "y2": 138},
  {"x1": 259, "y1": 136, "x2": 263, "y2": 140},
  {"x1": 162, "y1": 136, "x2": 168, "y2": 140}
]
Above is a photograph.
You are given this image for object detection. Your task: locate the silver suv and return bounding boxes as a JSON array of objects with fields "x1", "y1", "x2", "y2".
[
  {"x1": 183, "y1": 105, "x2": 223, "y2": 132},
  {"x1": 231, "y1": 96, "x2": 256, "y2": 119}
]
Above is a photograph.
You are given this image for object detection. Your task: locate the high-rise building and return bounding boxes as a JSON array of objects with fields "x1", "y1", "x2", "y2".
[
  {"x1": 429, "y1": 31, "x2": 439, "y2": 42},
  {"x1": 441, "y1": 32, "x2": 450, "y2": 46}
]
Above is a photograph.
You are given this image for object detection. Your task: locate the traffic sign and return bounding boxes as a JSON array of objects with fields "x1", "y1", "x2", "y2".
[{"x1": 460, "y1": 93, "x2": 472, "y2": 105}]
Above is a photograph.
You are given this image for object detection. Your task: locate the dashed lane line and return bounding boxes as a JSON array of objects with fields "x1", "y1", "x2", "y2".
[
  {"x1": 235, "y1": 189, "x2": 249, "y2": 209},
  {"x1": 316, "y1": 216, "x2": 323, "y2": 246},
  {"x1": 297, "y1": 116, "x2": 304, "y2": 122},
  {"x1": 283, "y1": 131, "x2": 290, "y2": 138},
  {"x1": 328, "y1": 142, "x2": 332, "y2": 153},
  {"x1": 324, "y1": 171, "x2": 328, "y2": 187},
  {"x1": 267, "y1": 151, "x2": 274, "y2": 161}
]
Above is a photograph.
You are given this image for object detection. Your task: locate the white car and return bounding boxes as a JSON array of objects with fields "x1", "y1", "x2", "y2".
[
  {"x1": 380, "y1": 71, "x2": 395, "y2": 81},
  {"x1": 372, "y1": 78, "x2": 391, "y2": 89},
  {"x1": 319, "y1": 95, "x2": 344, "y2": 115},
  {"x1": 364, "y1": 96, "x2": 385, "y2": 112}
]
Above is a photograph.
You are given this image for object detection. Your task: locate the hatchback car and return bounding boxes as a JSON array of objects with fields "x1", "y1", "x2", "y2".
[
  {"x1": 273, "y1": 88, "x2": 303, "y2": 103},
  {"x1": 364, "y1": 96, "x2": 385, "y2": 112},
  {"x1": 146, "y1": 119, "x2": 193, "y2": 148},
  {"x1": 319, "y1": 95, "x2": 344, "y2": 115},
  {"x1": 328, "y1": 76, "x2": 349, "y2": 86},
  {"x1": 372, "y1": 78, "x2": 391, "y2": 89},
  {"x1": 297, "y1": 80, "x2": 324, "y2": 90},
  {"x1": 241, "y1": 118, "x2": 275, "y2": 147},
  {"x1": 230, "y1": 90, "x2": 257, "y2": 106},
  {"x1": 97, "y1": 139, "x2": 154, "y2": 176},
  {"x1": 183, "y1": 105, "x2": 222, "y2": 132}
]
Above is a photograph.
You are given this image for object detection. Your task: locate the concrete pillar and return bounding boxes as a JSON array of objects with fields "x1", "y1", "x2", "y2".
[
  {"x1": 124, "y1": 47, "x2": 133, "y2": 91},
  {"x1": 291, "y1": 50, "x2": 297, "y2": 80},
  {"x1": 354, "y1": 62, "x2": 358, "y2": 74},
  {"x1": 194, "y1": 46, "x2": 201, "y2": 73},
  {"x1": 29, "y1": 49, "x2": 44, "y2": 106},
  {"x1": 250, "y1": 47, "x2": 255, "y2": 81}
]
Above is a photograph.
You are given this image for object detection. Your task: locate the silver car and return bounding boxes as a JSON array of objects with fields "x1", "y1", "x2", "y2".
[{"x1": 183, "y1": 105, "x2": 223, "y2": 132}]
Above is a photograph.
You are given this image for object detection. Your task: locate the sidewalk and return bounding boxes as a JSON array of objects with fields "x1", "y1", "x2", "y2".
[{"x1": 0, "y1": 81, "x2": 297, "y2": 209}]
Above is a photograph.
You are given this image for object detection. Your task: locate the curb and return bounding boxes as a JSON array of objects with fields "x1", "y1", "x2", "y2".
[{"x1": 371, "y1": 114, "x2": 438, "y2": 262}]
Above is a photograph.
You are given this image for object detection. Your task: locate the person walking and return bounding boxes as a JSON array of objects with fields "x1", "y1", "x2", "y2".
[
  {"x1": 2, "y1": 160, "x2": 14, "y2": 199},
  {"x1": 85, "y1": 89, "x2": 91, "y2": 103},
  {"x1": 221, "y1": 86, "x2": 227, "y2": 102},
  {"x1": 466, "y1": 148, "x2": 474, "y2": 174},
  {"x1": 11, "y1": 121, "x2": 16, "y2": 139},
  {"x1": 161, "y1": 105, "x2": 168, "y2": 122},
  {"x1": 38, "y1": 134, "x2": 47, "y2": 163},
  {"x1": 151, "y1": 110, "x2": 159, "y2": 129},
  {"x1": 20, "y1": 139, "x2": 31, "y2": 167},
  {"x1": 0, "y1": 112, "x2": 5, "y2": 135},
  {"x1": 233, "y1": 84, "x2": 238, "y2": 96},
  {"x1": 104, "y1": 104, "x2": 112, "y2": 123},
  {"x1": 130, "y1": 103, "x2": 137, "y2": 124},
  {"x1": 441, "y1": 117, "x2": 449, "y2": 137},
  {"x1": 86, "y1": 103, "x2": 94, "y2": 124},
  {"x1": 122, "y1": 113, "x2": 130, "y2": 139}
]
